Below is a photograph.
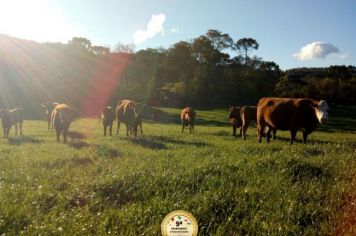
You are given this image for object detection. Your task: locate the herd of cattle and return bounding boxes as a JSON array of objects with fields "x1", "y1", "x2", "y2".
[{"x1": 0, "y1": 97, "x2": 329, "y2": 145}]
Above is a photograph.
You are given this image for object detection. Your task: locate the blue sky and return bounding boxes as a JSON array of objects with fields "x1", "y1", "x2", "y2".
[{"x1": 0, "y1": 0, "x2": 355, "y2": 69}]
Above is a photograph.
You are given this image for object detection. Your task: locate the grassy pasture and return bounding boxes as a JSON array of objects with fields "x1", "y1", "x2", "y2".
[{"x1": 0, "y1": 106, "x2": 355, "y2": 235}]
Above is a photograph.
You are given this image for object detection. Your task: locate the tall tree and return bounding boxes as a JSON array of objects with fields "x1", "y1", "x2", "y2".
[
  {"x1": 235, "y1": 38, "x2": 259, "y2": 64},
  {"x1": 205, "y1": 29, "x2": 234, "y2": 51}
]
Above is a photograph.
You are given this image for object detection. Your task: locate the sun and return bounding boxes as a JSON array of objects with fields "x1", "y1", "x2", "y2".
[{"x1": 0, "y1": 0, "x2": 77, "y2": 43}]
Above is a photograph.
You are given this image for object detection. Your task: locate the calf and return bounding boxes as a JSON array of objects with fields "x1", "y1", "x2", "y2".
[
  {"x1": 101, "y1": 106, "x2": 115, "y2": 136},
  {"x1": 181, "y1": 107, "x2": 196, "y2": 134},
  {"x1": 228, "y1": 105, "x2": 276, "y2": 140},
  {"x1": 0, "y1": 108, "x2": 23, "y2": 138},
  {"x1": 257, "y1": 97, "x2": 329, "y2": 144}
]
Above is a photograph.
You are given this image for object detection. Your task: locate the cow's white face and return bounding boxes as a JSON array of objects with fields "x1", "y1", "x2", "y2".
[{"x1": 315, "y1": 100, "x2": 329, "y2": 124}]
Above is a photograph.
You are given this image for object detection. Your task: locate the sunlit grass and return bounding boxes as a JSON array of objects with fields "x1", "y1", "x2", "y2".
[{"x1": 0, "y1": 107, "x2": 355, "y2": 235}]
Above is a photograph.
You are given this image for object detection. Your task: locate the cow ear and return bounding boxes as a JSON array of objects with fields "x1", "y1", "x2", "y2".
[{"x1": 41, "y1": 103, "x2": 46, "y2": 108}]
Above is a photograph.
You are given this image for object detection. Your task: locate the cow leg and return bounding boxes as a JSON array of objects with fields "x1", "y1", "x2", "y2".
[
  {"x1": 266, "y1": 126, "x2": 273, "y2": 143},
  {"x1": 242, "y1": 126, "x2": 246, "y2": 140},
  {"x1": 103, "y1": 124, "x2": 107, "y2": 136},
  {"x1": 126, "y1": 124, "x2": 129, "y2": 136},
  {"x1": 63, "y1": 129, "x2": 68, "y2": 143},
  {"x1": 109, "y1": 124, "x2": 113, "y2": 136},
  {"x1": 56, "y1": 129, "x2": 61, "y2": 142},
  {"x1": 257, "y1": 124, "x2": 264, "y2": 143},
  {"x1": 232, "y1": 125, "x2": 237, "y2": 136},
  {"x1": 272, "y1": 129, "x2": 277, "y2": 140},
  {"x1": 15, "y1": 124, "x2": 18, "y2": 136},
  {"x1": 302, "y1": 132, "x2": 308, "y2": 144},
  {"x1": 19, "y1": 122, "x2": 23, "y2": 136},
  {"x1": 140, "y1": 121, "x2": 143, "y2": 134},
  {"x1": 116, "y1": 121, "x2": 120, "y2": 135},
  {"x1": 242, "y1": 123, "x2": 249, "y2": 140},
  {"x1": 181, "y1": 123, "x2": 185, "y2": 134},
  {"x1": 290, "y1": 130, "x2": 297, "y2": 145}
]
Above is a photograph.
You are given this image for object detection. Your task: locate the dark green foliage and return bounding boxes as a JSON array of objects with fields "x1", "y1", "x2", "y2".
[{"x1": 275, "y1": 66, "x2": 356, "y2": 103}]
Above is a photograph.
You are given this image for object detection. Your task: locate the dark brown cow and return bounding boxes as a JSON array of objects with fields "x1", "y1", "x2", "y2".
[
  {"x1": 41, "y1": 102, "x2": 59, "y2": 130},
  {"x1": 228, "y1": 106, "x2": 276, "y2": 140},
  {"x1": 257, "y1": 97, "x2": 329, "y2": 144},
  {"x1": 0, "y1": 108, "x2": 23, "y2": 138},
  {"x1": 51, "y1": 104, "x2": 75, "y2": 143},
  {"x1": 181, "y1": 107, "x2": 196, "y2": 133},
  {"x1": 116, "y1": 100, "x2": 143, "y2": 136},
  {"x1": 101, "y1": 106, "x2": 115, "y2": 136}
]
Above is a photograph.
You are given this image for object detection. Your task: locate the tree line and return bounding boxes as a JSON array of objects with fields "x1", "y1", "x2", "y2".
[{"x1": 0, "y1": 31, "x2": 355, "y2": 118}]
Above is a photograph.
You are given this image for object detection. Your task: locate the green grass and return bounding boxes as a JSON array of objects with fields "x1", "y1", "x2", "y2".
[{"x1": 0, "y1": 106, "x2": 355, "y2": 235}]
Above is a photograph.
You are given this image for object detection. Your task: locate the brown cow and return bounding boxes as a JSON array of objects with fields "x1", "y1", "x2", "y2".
[
  {"x1": 101, "y1": 106, "x2": 115, "y2": 136},
  {"x1": 41, "y1": 102, "x2": 59, "y2": 130},
  {"x1": 116, "y1": 100, "x2": 143, "y2": 136},
  {"x1": 240, "y1": 106, "x2": 257, "y2": 140},
  {"x1": 181, "y1": 107, "x2": 196, "y2": 134},
  {"x1": 257, "y1": 97, "x2": 329, "y2": 144},
  {"x1": 51, "y1": 104, "x2": 75, "y2": 143},
  {"x1": 0, "y1": 108, "x2": 23, "y2": 138},
  {"x1": 228, "y1": 106, "x2": 276, "y2": 140}
]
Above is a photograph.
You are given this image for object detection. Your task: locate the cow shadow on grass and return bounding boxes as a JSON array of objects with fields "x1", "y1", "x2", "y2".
[
  {"x1": 260, "y1": 136, "x2": 355, "y2": 148},
  {"x1": 67, "y1": 131, "x2": 87, "y2": 140},
  {"x1": 92, "y1": 144, "x2": 121, "y2": 158},
  {"x1": 8, "y1": 136, "x2": 42, "y2": 145},
  {"x1": 131, "y1": 135, "x2": 210, "y2": 148},
  {"x1": 68, "y1": 140, "x2": 90, "y2": 149},
  {"x1": 128, "y1": 137, "x2": 168, "y2": 150},
  {"x1": 67, "y1": 131, "x2": 89, "y2": 149}
]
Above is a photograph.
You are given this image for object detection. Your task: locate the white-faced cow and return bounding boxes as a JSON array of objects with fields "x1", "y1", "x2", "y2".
[{"x1": 257, "y1": 97, "x2": 329, "y2": 144}]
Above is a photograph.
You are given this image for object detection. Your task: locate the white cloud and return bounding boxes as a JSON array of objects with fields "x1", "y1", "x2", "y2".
[
  {"x1": 170, "y1": 27, "x2": 180, "y2": 33},
  {"x1": 293, "y1": 42, "x2": 340, "y2": 61},
  {"x1": 133, "y1": 14, "x2": 166, "y2": 45},
  {"x1": 338, "y1": 52, "x2": 349, "y2": 59}
]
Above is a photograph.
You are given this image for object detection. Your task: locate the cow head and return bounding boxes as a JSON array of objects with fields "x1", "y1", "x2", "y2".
[
  {"x1": 313, "y1": 100, "x2": 329, "y2": 124},
  {"x1": 0, "y1": 109, "x2": 7, "y2": 118},
  {"x1": 228, "y1": 106, "x2": 240, "y2": 120},
  {"x1": 41, "y1": 102, "x2": 58, "y2": 115}
]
